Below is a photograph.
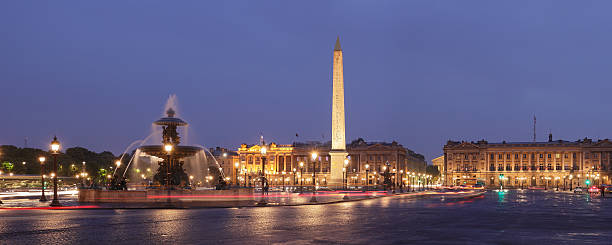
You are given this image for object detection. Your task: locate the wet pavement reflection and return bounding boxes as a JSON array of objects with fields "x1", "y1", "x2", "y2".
[{"x1": 1, "y1": 190, "x2": 611, "y2": 244}]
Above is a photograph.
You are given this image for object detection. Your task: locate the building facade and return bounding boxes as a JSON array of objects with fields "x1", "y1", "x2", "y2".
[
  {"x1": 235, "y1": 138, "x2": 426, "y2": 188},
  {"x1": 209, "y1": 147, "x2": 239, "y2": 183},
  {"x1": 443, "y1": 135, "x2": 612, "y2": 188},
  {"x1": 432, "y1": 156, "x2": 445, "y2": 181}
]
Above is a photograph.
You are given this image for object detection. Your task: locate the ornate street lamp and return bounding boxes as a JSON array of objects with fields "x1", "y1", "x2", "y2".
[
  {"x1": 344, "y1": 158, "x2": 349, "y2": 190},
  {"x1": 164, "y1": 143, "x2": 173, "y2": 188},
  {"x1": 365, "y1": 164, "x2": 370, "y2": 191},
  {"x1": 49, "y1": 136, "x2": 61, "y2": 207},
  {"x1": 39, "y1": 156, "x2": 47, "y2": 202},
  {"x1": 234, "y1": 162, "x2": 240, "y2": 187},
  {"x1": 310, "y1": 152, "x2": 318, "y2": 202},
  {"x1": 299, "y1": 162, "x2": 304, "y2": 193},
  {"x1": 399, "y1": 170, "x2": 404, "y2": 192},
  {"x1": 258, "y1": 144, "x2": 268, "y2": 205}
]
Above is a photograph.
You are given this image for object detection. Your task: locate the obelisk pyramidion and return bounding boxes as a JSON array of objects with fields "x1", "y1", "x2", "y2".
[{"x1": 329, "y1": 36, "x2": 348, "y2": 188}]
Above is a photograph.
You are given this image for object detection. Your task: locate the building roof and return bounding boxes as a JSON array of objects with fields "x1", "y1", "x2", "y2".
[{"x1": 444, "y1": 138, "x2": 612, "y2": 149}]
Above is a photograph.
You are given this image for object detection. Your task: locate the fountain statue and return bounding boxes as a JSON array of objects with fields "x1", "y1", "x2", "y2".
[{"x1": 79, "y1": 95, "x2": 249, "y2": 207}]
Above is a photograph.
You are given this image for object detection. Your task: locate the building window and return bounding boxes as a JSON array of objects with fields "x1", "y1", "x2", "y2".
[
  {"x1": 515, "y1": 154, "x2": 519, "y2": 159},
  {"x1": 564, "y1": 154, "x2": 568, "y2": 159},
  {"x1": 547, "y1": 163, "x2": 552, "y2": 170},
  {"x1": 540, "y1": 154, "x2": 543, "y2": 158},
  {"x1": 556, "y1": 163, "x2": 561, "y2": 170},
  {"x1": 593, "y1": 153, "x2": 598, "y2": 158},
  {"x1": 506, "y1": 154, "x2": 510, "y2": 159},
  {"x1": 464, "y1": 155, "x2": 469, "y2": 160},
  {"x1": 498, "y1": 164, "x2": 503, "y2": 171},
  {"x1": 490, "y1": 154, "x2": 495, "y2": 160},
  {"x1": 498, "y1": 154, "x2": 503, "y2": 160},
  {"x1": 514, "y1": 164, "x2": 520, "y2": 171},
  {"x1": 490, "y1": 163, "x2": 495, "y2": 171},
  {"x1": 523, "y1": 154, "x2": 527, "y2": 158},
  {"x1": 473, "y1": 155, "x2": 477, "y2": 160},
  {"x1": 547, "y1": 154, "x2": 551, "y2": 158}
]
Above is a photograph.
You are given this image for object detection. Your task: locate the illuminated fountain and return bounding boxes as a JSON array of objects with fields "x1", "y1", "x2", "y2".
[
  {"x1": 78, "y1": 96, "x2": 252, "y2": 207},
  {"x1": 118, "y1": 95, "x2": 227, "y2": 189},
  {"x1": 137, "y1": 107, "x2": 215, "y2": 188}
]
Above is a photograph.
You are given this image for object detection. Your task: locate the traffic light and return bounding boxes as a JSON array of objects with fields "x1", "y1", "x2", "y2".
[{"x1": 586, "y1": 179, "x2": 591, "y2": 186}]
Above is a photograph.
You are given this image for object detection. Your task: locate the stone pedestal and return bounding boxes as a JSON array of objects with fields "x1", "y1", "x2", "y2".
[{"x1": 329, "y1": 150, "x2": 348, "y2": 188}]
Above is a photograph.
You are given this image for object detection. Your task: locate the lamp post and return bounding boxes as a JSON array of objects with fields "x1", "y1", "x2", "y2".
[
  {"x1": 81, "y1": 161, "x2": 87, "y2": 187},
  {"x1": 259, "y1": 145, "x2": 267, "y2": 205},
  {"x1": 282, "y1": 171, "x2": 286, "y2": 189},
  {"x1": 49, "y1": 136, "x2": 61, "y2": 207},
  {"x1": 234, "y1": 162, "x2": 240, "y2": 187},
  {"x1": 299, "y1": 162, "x2": 304, "y2": 193},
  {"x1": 39, "y1": 156, "x2": 47, "y2": 202},
  {"x1": 164, "y1": 143, "x2": 173, "y2": 188},
  {"x1": 342, "y1": 167, "x2": 346, "y2": 190},
  {"x1": 344, "y1": 158, "x2": 349, "y2": 190},
  {"x1": 243, "y1": 168, "x2": 247, "y2": 187},
  {"x1": 292, "y1": 168, "x2": 297, "y2": 186},
  {"x1": 399, "y1": 170, "x2": 404, "y2": 192},
  {"x1": 310, "y1": 152, "x2": 318, "y2": 202},
  {"x1": 365, "y1": 164, "x2": 370, "y2": 191}
]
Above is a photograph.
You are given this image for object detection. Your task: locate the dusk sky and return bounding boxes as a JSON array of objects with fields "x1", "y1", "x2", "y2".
[{"x1": 2, "y1": 1, "x2": 611, "y2": 162}]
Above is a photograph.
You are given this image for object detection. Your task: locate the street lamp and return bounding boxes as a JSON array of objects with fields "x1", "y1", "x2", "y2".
[
  {"x1": 299, "y1": 162, "x2": 304, "y2": 193},
  {"x1": 310, "y1": 152, "x2": 318, "y2": 202},
  {"x1": 259, "y1": 145, "x2": 268, "y2": 205},
  {"x1": 49, "y1": 136, "x2": 61, "y2": 207},
  {"x1": 234, "y1": 162, "x2": 240, "y2": 187},
  {"x1": 164, "y1": 143, "x2": 173, "y2": 188},
  {"x1": 399, "y1": 170, "x2": 404, "y2": 192},
  {"x1": 344, "y1": 158, "x2": 349, "y2": 190},
  {"x1": 39, "y1": 156, "x2": 47, "y2": 202},
  {"x1": 365, "y1": 164, "x2": 370, "y2": 191}
]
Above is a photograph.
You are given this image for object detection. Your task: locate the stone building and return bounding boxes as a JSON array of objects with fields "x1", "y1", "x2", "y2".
[
  {"x1": 209, "y1": 147, "x2": 239, "y2": 183},
  {"x1": 443, "y1": 134, "x2": 612, "y2": 188},
  {"x1": 235, "y1": 138, "x2": 426, "y2": 187},
  {"x1": 432, "y1": 156, "x2": 445, "y2": 180}
]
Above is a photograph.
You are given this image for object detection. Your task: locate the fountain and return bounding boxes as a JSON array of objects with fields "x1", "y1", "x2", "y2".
[{"x1": 78, "y1": 96, "x2": 252, "y2": 207}]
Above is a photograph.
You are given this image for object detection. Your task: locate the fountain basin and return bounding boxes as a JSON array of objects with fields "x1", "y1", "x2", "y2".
[
  {"x1": 78, "y1": 189, "x2": 255, "y2": 207},
  {"x1": 138, "y1": 145, "x2": 203, "y2": 158}
]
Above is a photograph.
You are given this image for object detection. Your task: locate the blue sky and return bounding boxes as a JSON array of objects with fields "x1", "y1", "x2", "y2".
[{"x1": 1, "y1": 1, "x2": 611, "y2": 161}]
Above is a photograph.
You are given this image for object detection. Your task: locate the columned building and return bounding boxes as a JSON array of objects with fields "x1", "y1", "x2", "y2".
[
  {"x1": 236, "y1": 138, "x2": 426, "y2": 187},
  {"x1": 443, "y1": 135, "x2": 612, "y2": 188}
]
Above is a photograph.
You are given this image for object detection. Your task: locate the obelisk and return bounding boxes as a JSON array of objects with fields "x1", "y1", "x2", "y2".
[{"x1": 329, "y1": 36, "x2": 348, "y2": 188}]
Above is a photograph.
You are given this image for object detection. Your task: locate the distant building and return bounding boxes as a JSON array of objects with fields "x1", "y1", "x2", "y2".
[
  {"x1": 432, "y1": 155, "x2": 444, "y2": 174},
  {"x1": 236, "y1": 138, "x2": 426, "y2": 187},
  {"x1": 209, "y1": 147, "x2": 239, "y2": 182},
  {"x1": 443, "y1": 134, "x2": 612, "y2": 188}
]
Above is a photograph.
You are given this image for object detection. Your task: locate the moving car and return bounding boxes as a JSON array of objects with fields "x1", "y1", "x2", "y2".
[
  {"x1": 573, "y1": 187, "x2": 584, "y2": 193},
  {"x1": 588, "y1": 186, "x2": 600, "y2": 193}
]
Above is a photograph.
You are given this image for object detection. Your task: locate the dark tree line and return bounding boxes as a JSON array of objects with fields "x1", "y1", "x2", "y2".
[{"x1": 0, "y1": 145, "x2": 127, "y2": 178}]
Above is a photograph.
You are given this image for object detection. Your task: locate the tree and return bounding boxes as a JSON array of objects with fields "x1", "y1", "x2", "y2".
[
  {"x1": 2, "y1": 162, "x2": 14, "y2": 173},
  {"x1": 426, "y1": 165, "x2": 440, "y2": 178}
]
